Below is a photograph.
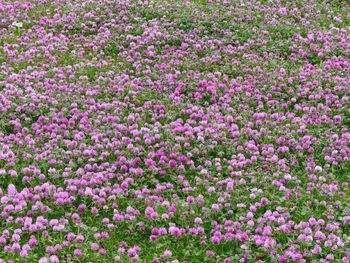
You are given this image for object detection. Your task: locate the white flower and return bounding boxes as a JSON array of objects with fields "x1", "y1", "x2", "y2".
[{"x1": 12, "y1": 22, "x2": 23, "y2": 28}]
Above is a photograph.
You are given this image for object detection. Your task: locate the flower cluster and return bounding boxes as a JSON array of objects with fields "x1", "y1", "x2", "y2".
[{"x1": 0, "y1": 0, "x2": 349, "y2": 262}]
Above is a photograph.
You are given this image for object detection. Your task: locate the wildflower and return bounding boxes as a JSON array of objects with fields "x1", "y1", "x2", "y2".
[{"x1": 12, "y1": 22, "x2": 23, "y2": 28}]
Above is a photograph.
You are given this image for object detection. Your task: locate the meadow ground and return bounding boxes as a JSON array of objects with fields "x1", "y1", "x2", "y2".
[{"x1": 0, "y1": 0, "x2": 350, "y2": 262}]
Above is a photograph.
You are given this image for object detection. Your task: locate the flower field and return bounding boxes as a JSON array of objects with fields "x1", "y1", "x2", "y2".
[{"x1": 0, "y1": 0, "x2": 350, "y2": 262}]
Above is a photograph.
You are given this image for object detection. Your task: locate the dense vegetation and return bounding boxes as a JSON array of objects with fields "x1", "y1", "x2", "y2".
[{"x1": 0, "y1": 0, "x2": 349, "y2": 262}]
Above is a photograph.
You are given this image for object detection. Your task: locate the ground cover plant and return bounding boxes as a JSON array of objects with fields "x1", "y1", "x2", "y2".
[{"x1": 0, "y1": 0, "x2": 350, "y2": 262}]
